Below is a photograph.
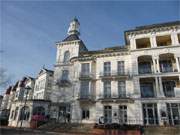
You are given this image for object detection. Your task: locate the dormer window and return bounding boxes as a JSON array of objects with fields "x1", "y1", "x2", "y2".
[{"x1": 63, "y1": 51, "x2": 70, "y2": 63}]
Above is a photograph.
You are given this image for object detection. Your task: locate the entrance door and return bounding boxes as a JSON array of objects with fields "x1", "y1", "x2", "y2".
[
  {"x1": 104, "y1": 106, "x2": 112, "y2": 124},
  {"x1": 58, "y1": 105, "x2": 71, "y2": 123},
  {"x1": 167, "y1": 103, "x2": 180, "y2": 125},
  {"x1": 119, "y1": 105, "x2": 127, "y2": 124}
]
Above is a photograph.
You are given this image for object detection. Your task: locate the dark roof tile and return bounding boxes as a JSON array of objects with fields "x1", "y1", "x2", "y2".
[{"x1": 62, "y1": 34, "x2": 80, "y2": 42}]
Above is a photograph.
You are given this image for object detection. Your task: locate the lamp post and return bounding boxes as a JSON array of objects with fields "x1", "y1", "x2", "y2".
[{"x1": 19, "y1": 86, "x2": 31, "y2": 128}]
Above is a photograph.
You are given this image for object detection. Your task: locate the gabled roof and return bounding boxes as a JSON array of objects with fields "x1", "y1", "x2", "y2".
[
  {"x1": 62, "y1": 34, "x2": 80, "y2": 42},
  {"x1": 19, "y1": 77, "x2": 28, "y2": 87},
  {"x1": 38, "y1": 68, "x2": 54, "y2": 76},
  {"x1": 5, "y1": 86, "x2": 12, "y2": 95},
  {"x1": 12, "y1": 81, "x2": 19, "y2": 91}
]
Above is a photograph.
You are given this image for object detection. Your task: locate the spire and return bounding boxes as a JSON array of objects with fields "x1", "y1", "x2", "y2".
[{"x1": 67, "y1": 17, "x2": 80, "y2": 36}]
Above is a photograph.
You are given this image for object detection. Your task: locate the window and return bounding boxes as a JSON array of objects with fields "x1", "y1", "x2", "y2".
[
  {"x1": 33, "y1": 106, "x2": 45, "y2": 116},
  {"x1": 136, "y1": 38, "x2": 151, "y2": 49},
  {"x1": 81, "y1": 63, "x2": 90, "y2": 76},
  {"x1": 143, "y1": 103, "x2": 158, "y2": 125},
  {"x1": 118, "y1": 81, "x2": 126, "y2": 97},
  {"x1": 163, "y1": 81, "x2": 175, "y2": 97},
  {"x1": 82, "y1": 109, "x2": 89, "y2": 119},
  {"x1": 140, "y1": 83, "x2": 155, "y2": 98},
  {"x1": 104, "y1": 62, "x2": 111, "y2": 76},
  {"x1": 156, "y1": 35, "x2": 172, "y2": 46},
  {"x1": 63, "y1": 51, "x2": 70, "y2": 63},
  {"x1": 61, "y1": 70, "x2": 69, "y2": 81},
  {"x1": 138, "y1": 62, "x2": 152, "y2": 74},
  {"x1": 167, "y1": 103, "x2": 180, "y2": 125},
  {"x1": 80, "y1": 81, "x2": 89, "y2": 98},
  {"x1": 20, "y1": 106, "x2": 30, "y2": 121},
  {"x1": 104, "y1": 81, "x2": 111, "y2": 98},
  {"x1": 104, "y1": 106, "x2": 112, "y2": 124},
  {"x1": 14, "y1": 107, "x2": 19, "y2": 120},
  {"x1": 160, "y1": 60, "x2": 173, "y2": 72},
  {"x1": 119, "y1": 106, "x2": 127, "y2": 124},
  {"x1": 117, "y1": 61, "x2": 125, "y2": 75}
]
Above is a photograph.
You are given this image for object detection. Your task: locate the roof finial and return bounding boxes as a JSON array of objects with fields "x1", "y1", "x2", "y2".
[{"x1": 68, "y1": 17, "x2": 80, "y2": 36}]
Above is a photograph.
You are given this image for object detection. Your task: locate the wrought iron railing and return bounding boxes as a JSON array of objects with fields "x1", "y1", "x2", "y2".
[
  {"x1": 99, "y1": 71, "x2": 129, "y2": 77},
  {"x1": 79, "y1": 72, "x2": 95, "y2": 79}
]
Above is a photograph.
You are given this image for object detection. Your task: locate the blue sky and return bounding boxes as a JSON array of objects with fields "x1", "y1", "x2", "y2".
[{"x1": 0, "y1": 1, "x2": 179, "y2": 94}]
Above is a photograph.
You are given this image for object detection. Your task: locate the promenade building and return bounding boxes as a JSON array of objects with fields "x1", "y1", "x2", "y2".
[{"x1": 1, "y1": 19, "x2": 180, "y2": 127}]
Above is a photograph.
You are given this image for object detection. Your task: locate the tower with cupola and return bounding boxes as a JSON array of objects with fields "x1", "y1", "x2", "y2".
[{"x1": 50, "y1": 18, "x2": 87, "y2": 122}]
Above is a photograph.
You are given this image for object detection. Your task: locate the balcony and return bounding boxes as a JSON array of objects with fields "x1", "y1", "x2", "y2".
[
  {"x1": 98, "y1": 93, "x2": 134, "y2": 103},
  {"x1": 99, "y1": 71, "x2": 129, "y2": 79},
  {"x1": 56, "y1": 79, "x2": 71, "y2": 87},
  {"x1": 156, "y1": 35, "x2": 172, "y2": 47},
  {"x1": 139, "y1": 68, "x2": 152, "y2": 74},
  {"x1": 77, "y1": 94, "x2": 95, "y2": 103},
  {"x1": 79, "y1": 72, "x2": 94, "y2": 80},
  {"x1": 159, "y1": 53, "x2": 177, "y2": 73},
  {"x1": 162, "y1": 76, "x2": 179, "y2": 98},
  {"x1": 136, "y1": 38, "x2": 151, "y2": 49},
  {"x1": 160, "y1": 66, "x2": 173, "y2": 73},
  {"x1": 138, "y1": 55, "x2": 153, "y2": 75}
]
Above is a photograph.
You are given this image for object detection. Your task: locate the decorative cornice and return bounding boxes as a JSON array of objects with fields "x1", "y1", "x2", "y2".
[{"x1": 127, "y1": 25, "x2": 180, "y2": 36}]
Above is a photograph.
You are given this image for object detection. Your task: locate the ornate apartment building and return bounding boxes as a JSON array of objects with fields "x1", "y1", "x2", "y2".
[{"x1": 1, "y1": 19, "x2": 180, "y2": 127}]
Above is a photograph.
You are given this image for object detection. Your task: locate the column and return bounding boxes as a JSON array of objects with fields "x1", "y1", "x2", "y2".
[
  {"x1": 171, "y1": 30, "x2": 179, "y2": 45},
  {"x1": 129, "y1": 35, "x2": 136, "y2": 50},
  {"x1": 153, "y1": 56, "x2": 160, "y2": 73},
  {"x1": 175, "y1": 57, "x2": 180, "y2": 72},
  {"x1": 150, "y1": 33, "x2": 157, "y2": 48},
  {"x1": 155, "y1": 77, "x2": 159, "y2": 96},
  {"x1": 158, "y1": 77, "x2": 164, "y2": 97},
  {"x1": 156, "y1": 58, "x2": 160, "y2": 73},
  {"x1": 153, "y1": 59, "x2": 157, "y2": 73}
]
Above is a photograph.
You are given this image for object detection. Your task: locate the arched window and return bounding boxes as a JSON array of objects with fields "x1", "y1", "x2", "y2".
[
  {"x1": 20, "y1": 106, "x2": 30, "y2": 121},
  {"x1": 63, "y1": 51, "x2": 70, "y2": 63},
  {"x1": 33, "y1": 106, "x2": 45, "y2": 116}
]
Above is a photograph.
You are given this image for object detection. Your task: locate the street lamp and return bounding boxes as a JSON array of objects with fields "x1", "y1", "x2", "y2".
[{"x1": 19, "y1": 86, "x2": 31, "y2": 128}]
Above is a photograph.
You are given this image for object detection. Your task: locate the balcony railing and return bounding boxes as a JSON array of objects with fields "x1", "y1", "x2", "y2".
[
  {"x1": 56, "y1": 79, "x2": 71, "y2": 87},
  {"x1": 77, "y1": 94, "x2": 95, "y2": 102},
  {"x1": 98, "y1": 93, "x2": 134, "y2": 103},
  {"x1": 79, "y1": 72, "x2": 95, "y2": 79},
  {"x1": 164, "y1": 91, "x2": 175, "y2": 97},
  {"x1": 98, "y1": 93, "x2": 132, "y2": 98},
  {"x1": 138, "y1": 68, "x2": 152, "y2": 74},
  {"x1": 160, "y1": 67, "x2": 173, "y2": 73},
  {"x1": 99, "y1": 71, "x2": 129, "y2": 78}
]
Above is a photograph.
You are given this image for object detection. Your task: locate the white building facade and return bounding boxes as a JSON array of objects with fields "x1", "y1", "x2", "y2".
[
  {"x1": 2, "y1": 19, "x2": 180, "y2": 127},
  {"x1": 50, "y1": 19, "x2": 180, "y2": 126}
]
